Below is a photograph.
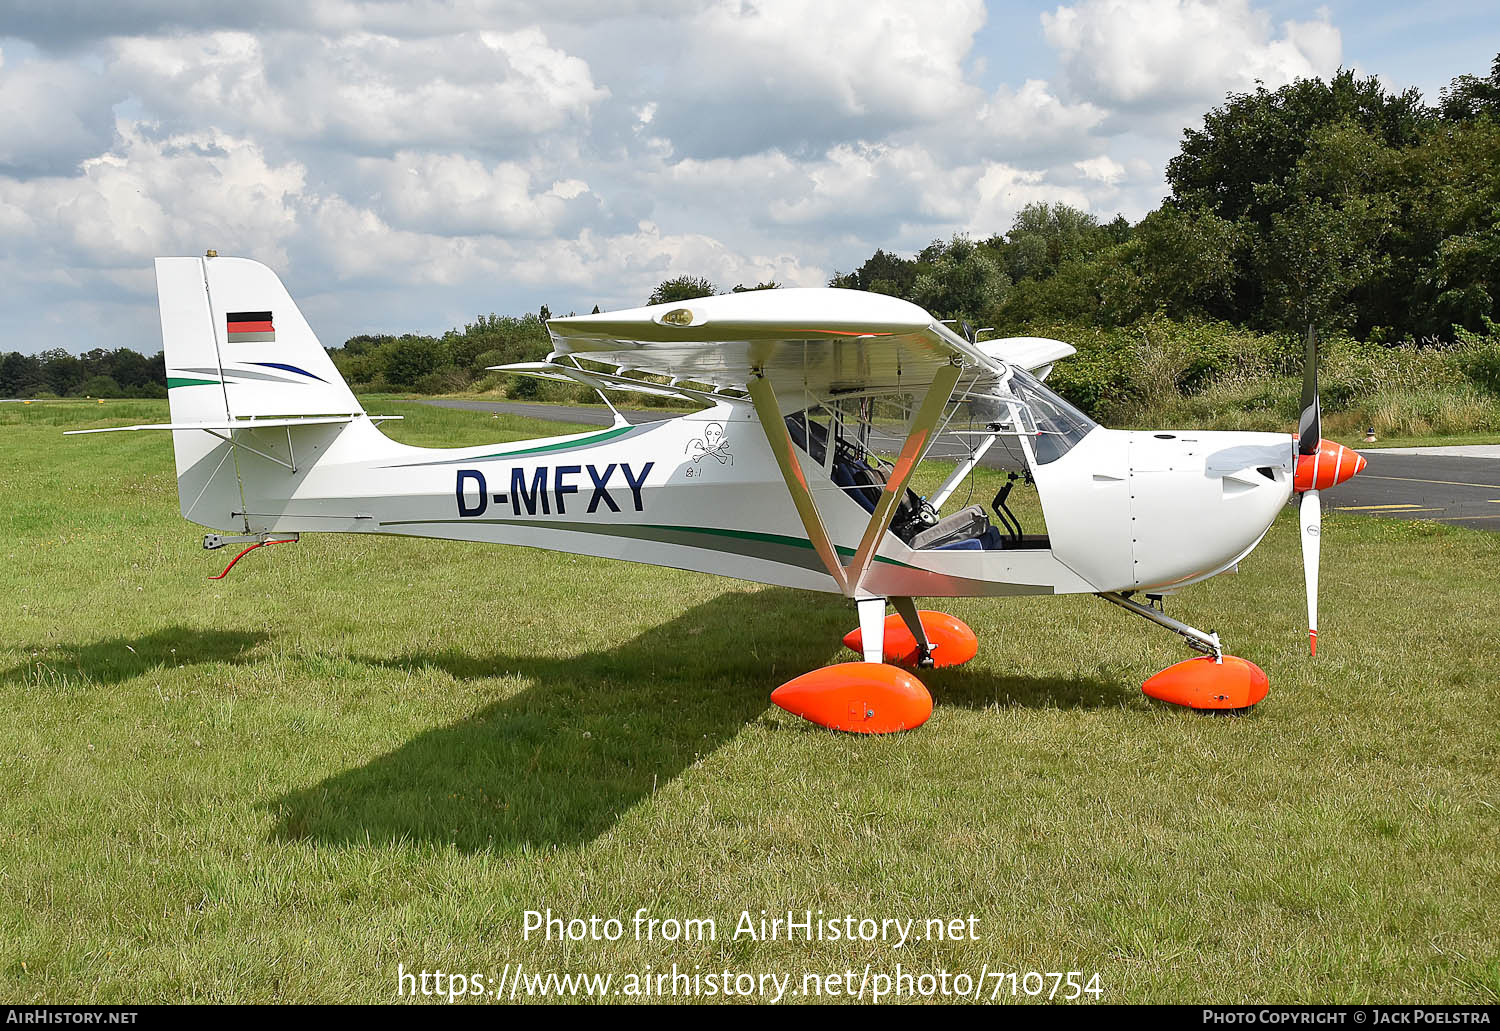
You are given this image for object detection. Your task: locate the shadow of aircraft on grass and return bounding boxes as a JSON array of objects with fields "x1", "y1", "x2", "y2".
[
  {"x1": 270, "y1": 588, "x2": 1126, "y2": 854},
  {"x1": 1, "y1": 627, "x2": 269, "y2": 687}
]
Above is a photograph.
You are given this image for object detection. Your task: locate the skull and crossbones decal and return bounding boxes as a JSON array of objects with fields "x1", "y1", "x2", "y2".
[{"x1": 686, "y1": 422, "x2": 733, "y2": 465}]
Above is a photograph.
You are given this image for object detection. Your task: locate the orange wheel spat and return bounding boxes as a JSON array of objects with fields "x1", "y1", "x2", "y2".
[
  {"x1": 1142, "y1": 655, "x2": 1269, "y2": 710},
  {"x1": 771, "y1": 662, "x2": 933, "y2": 733},
  {"x1": 842, "y1": 610, "x2": 978, "y2": 668}
]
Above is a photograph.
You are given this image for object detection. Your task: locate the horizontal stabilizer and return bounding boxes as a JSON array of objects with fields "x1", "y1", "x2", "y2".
[{"x1": 65, "y1": 415, "x2": 400, "y2": 435}]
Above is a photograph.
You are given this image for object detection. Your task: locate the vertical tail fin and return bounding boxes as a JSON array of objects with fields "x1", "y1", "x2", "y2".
[
  {"x1": 155, "y1": 255, "x2": 364, "y2": 531},
  {"x1": 158, "y1": 255, "x2": 361, "y2": 421}
]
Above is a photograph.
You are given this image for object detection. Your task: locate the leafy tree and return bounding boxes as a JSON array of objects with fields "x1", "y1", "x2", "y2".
[
  {"x1": 1030, "y1": 206, "x2": 1248, "y2": 327},
  {"x1": 1100, "y1": 214, "x2": 1133, "y2": 246},
  {"x1": 996, "y1": 256, "x2": 1115, "y2": 327},
  {"x1": 731, "y1": 281, "x2": 780, "y2": 292},
  {"x1": 1399, "y1": 118, "x2": 1500, "y2": 335},
  {"x1": 1439, "y1": 53, "x2": 1500, "y2": 122},
  {"x1": 79, "y1": 374, "x2": 121, "y2": 397},
  {"x1": 908, "y1": 234, "x2": 1010, "y2": 322},
  {"x1": 1168, "y1": 69, "x2": 1429, "y2": 230},
  {"x1": 1259, "y1": 196, "x2": 1390, "y2": 331},
  {"x1": 648, "y1": 276, "x2": 716, "y2": 305},
  {"x1": 0, "y1": 352, "x2": 44, "y2": 395},
  {"x1": 1250, "y1": 122, "x2": 1399, "y2": 331},
  {"x1": 998, "y1": 202, "x2": 1105, "y2": 282},
  {"x1": 829, "y1": 249, "x2": 916, "y2": 296},
  {"x1": 38, "y1": 348, "x2": 85, "y2": 396},
  {"x1": 383, "y1": 334, "x2": 447, "y2": 388}
]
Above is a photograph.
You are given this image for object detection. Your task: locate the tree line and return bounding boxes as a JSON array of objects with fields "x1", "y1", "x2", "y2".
[{"x1": 1, "y1": 348, "x2": 166, "y2": 399}]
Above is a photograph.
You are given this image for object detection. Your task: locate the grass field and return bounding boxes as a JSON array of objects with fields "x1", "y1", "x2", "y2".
[{"x1": 2, "y1": 399, "x2": 1497, "y2": 1004}]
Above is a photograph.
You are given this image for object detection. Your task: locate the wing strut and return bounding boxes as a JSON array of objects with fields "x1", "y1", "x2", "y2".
[
  {"x1": 844, "y1": 359, "x2": 962, "y2": 592},
  {"x1": 747, "y1": 373, "x2": 849, "y2": 593}
]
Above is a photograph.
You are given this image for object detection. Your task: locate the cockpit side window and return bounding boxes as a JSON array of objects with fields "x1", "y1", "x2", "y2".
[
  {"x1": 784, "y1": 409, "x2": 830, "y2": 466},
  {"x1": 1007, "y1": 368, "x2": 1098, "y2": 464}
]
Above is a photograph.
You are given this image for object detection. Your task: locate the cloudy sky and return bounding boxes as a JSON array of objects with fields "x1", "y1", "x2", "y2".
[{"x1": 2, "y1": 0, "x2": 1497, "y2": 355}]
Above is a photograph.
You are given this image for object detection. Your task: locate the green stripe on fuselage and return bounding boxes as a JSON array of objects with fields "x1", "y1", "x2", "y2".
[
  {"x1": 166, "y1": 377, "x2": 221, "y2": 388},
  {"x1": 378, "y1": 516, "x2": 915, "y2": 572}
]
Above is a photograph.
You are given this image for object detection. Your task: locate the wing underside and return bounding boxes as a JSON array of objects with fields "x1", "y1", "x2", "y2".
[{"x1": 539, "y1": 288, "x2": 998, "y2": 400}]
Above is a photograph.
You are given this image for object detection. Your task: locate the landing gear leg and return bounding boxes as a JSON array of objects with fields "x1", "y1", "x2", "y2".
[
  {"x1": 855, "y1": 597, "x2": 887, "y2": 663},
  {"x1": 842, "y1": 606, "x2": 977, "y2": 668},
  {"x1": 890, "y1": 596, "x2": 935, "y2": 668},
  {"x1": 770, "y1": 597, "x2": 933, "y2": 733},
  {"x1": 1096, "y1": 591, "x2": 1221, "y2": 659}
]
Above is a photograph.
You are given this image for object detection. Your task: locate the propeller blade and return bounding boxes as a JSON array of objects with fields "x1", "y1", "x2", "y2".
[
  {"x1": 1301, "y1": 488, "x2": 1321, "y2": 656},
  {"x1": 1298, "y1": 325, "x2": 1322, "y2": 457}
]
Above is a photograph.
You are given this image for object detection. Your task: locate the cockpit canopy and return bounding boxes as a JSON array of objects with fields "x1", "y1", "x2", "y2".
[{"x1": 1004, "y1": 367, "x2": 1097, "y2": 464}]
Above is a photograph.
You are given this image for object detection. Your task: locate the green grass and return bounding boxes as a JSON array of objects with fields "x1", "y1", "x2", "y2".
[{"x1": 1, "y1": 399, "x2": 1497, "y2": 1004}]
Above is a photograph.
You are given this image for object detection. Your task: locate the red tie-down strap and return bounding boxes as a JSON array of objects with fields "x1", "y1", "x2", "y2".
[{"x1": 209, "y1": 537, "x2": 295, "y2": 579}]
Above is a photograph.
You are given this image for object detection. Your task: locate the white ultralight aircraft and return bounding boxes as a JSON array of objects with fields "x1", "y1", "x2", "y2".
[{"x1": 73, "y1": 255, "x2": 1366, "y2": 732}]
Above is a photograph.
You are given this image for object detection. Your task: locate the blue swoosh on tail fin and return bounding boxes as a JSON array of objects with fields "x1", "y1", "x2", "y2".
[{"x1": 250, "y1": 362, "x2": 326, "y2": 383}]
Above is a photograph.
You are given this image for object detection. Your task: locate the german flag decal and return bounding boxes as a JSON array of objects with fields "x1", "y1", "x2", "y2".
[{"x1": 226, "y1": 311, "x2": 274, "y2": 343}]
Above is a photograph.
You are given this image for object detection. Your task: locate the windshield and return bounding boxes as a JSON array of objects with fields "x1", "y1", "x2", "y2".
[{"x1": 1007, "y1": 368, "x2": 1098, "y2": 464}]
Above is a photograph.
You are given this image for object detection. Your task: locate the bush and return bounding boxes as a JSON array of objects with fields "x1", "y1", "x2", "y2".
[
  {"x1": 508, "y1": 374, "x2": 541, "y2": 400},
  {"x1": 414, "y1": 367, "x2": 473, "y2": 395},
  {"x1": 1454, "y1": 319, "x2": 1500, "y2": 395},
  {"x1": 79, "y1": 374, "x2": 122, "y2": 398},
  {"x1": 384, "y1": 335, "x2": 448, "y2": 388}
]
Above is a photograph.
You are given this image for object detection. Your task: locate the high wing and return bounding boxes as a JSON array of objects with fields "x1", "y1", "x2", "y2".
[{"x1": 538, "y1": 288, "x2": 999, "y2": 398}]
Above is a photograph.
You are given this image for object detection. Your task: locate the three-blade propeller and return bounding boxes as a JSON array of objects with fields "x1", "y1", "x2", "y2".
[{"x1": 1293, "y1": 327, "x2": 1367, "y2": 656}]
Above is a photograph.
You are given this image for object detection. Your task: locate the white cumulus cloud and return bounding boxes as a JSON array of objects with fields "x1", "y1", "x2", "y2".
[
  {"x1": 0, "y1": 123, "x2": 306, "y2": 273},
  {"x1": 0, "y1": 51, "x2": 122, "y2": 177},
  {"x1": 646, "y1": 0, "x2": 989, "y2": 157},
  {"x1": 109, "y1": 28, "x2": 608, "y2": 152},
  {"x1": 1042, "y1": 0, "x2": 1341, "y2": 110},
  {"x1": 354, "y1": 151, "x2": 600, "y2": 238}
]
